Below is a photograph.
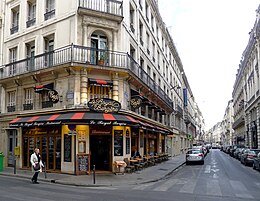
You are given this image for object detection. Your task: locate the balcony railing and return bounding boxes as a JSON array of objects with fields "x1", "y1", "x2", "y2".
[
  {"x1": 10, "y1": 25, "x2": 19, "y2": 34},
  {"x1": 0, "y1": 44, "x2": 173, "y2": 109},
  {"x1": 7, "y1": 105, "x2": 16, "y2": 112},
  {"x1": 78, "y1": 0, "x2": 123, "y2": 16},
  {"x1": 44, "y1": 9, "x2": 55, "y2": 21},
  {"x1": 26, "y1": 18, "x2": 36, "y2": 28}
]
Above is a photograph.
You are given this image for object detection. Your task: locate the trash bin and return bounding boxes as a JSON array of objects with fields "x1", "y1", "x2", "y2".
[{"x1": 0, "y1": 153, "x2": 4, "y2": 172}]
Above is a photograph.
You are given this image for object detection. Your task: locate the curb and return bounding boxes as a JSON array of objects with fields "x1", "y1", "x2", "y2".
[{"x1": 0, "y1": 161, "x2": 186, "y2": 187}]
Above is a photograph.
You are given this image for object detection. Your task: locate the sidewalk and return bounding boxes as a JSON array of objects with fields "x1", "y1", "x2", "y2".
[{"x1": 0, "y1": 154, "x2": 186, "y2": 187}]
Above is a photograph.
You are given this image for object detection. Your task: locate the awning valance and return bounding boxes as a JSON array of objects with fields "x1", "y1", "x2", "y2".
[
  {"x1": 9, "y1": 112, "x2": 171, "y2": 134},
  {"x1": 9, "y1": 112, "x2": 138, "y2": 127},
  {"x1": 34, "y1": 83, "x2": 53, "y2": 93},
  {"x1": 88, "y1": 78, "x2": 113, "y2": 87}
]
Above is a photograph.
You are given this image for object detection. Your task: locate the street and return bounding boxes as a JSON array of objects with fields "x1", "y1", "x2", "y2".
[{"x1": 1, "y1": 149, "x2": 260, "y2": 201}]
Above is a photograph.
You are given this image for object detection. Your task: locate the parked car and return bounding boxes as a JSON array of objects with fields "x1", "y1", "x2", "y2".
[
  {"x1": 186, "y1": 149, "x2": 204, "y2": 165},
  {"x1": 253, "y1": 152, "x2": 260, "y2": 170},
  {"x1": 233, "y1": 148, "x2": 243, "y2": 159},
  {"x1": 230, "y1": 145, "x2": 246, "y2": 157},
  {"x1": 238, "y1": 148, "x2": 247, "y2": 161},
  {"x1": 240, "y1": 149, "x2": 260, "y2": 166}
]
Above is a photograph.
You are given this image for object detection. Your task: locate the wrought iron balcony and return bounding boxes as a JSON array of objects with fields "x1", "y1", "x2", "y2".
[
  {"x1": 10, "y1": 25, "x2": 19, "y2": 34},
  {"x1": 0, "y1": 44, "x2": 173, "y2": 109},
  {"x1": 78, "y1": 0, "x2": 123, "y2": 17},
  {"x1": 44, "y1": 9, "x2": 55, "y2": 21},
  {"x1": 23, "y1": 103, "x2": 33, "y2": 110},
  {"x1": 26, "y1": 18, "x2": 36, "y2": 28},
  {"x1": 7, "y1": 105, "x2": 16, "y2": 112}
]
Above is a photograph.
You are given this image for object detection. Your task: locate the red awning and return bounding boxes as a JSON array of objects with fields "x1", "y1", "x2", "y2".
[
  {"x1": 9, "y1": 112, "x2": 139, "y2": 127},
  {"x1": 9, "y1": 112, "x2": 170, "y2": 134},
  {"x1": 88, "y1": 78, "x2": 113, "y2": 87}
]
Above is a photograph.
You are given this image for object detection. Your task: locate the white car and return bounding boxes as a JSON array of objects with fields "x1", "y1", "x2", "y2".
[{"x1": 186, "y1": 149, "x2": 204, "y2": 165}]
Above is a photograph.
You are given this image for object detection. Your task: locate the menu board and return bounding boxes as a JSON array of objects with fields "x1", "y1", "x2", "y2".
[
  {"x1": 77, "y1": 154, "x2": 90, "y2": 175},
  {"x1": 64, "y1": 134, "x2": 72, "y2": 162},
  {"x1": 114, "y1": 130, "x2": 123, "y2": 156}
]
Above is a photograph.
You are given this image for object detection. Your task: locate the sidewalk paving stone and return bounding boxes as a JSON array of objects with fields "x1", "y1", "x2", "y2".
[{"x1": 0, "y1": 154, "x2": 186, "y2": 187}]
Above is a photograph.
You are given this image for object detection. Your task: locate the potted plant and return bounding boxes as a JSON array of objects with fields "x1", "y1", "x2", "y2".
[{"x1": 98, "y1": 52, "x2": 107, "y2": 65}]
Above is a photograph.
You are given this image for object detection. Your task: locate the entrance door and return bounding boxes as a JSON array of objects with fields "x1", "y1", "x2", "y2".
[
  {"x1": 90, "y1": 135, "x2": 111, "y2": 171},
  {"x1": 8, "y1": 130, "x2": 17, "y2": 166}
]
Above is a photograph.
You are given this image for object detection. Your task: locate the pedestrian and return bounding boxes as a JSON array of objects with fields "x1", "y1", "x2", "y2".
[{"x1": 30, "y1": 148, "x2": 44, "y2": 184}]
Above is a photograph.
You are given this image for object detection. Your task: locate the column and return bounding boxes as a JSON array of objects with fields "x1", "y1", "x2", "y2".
[
  {"x1": 113, "y1": 73, "x2": 119, "y2": 101},
  {"x1": 80, "y1": 68, "x2": 88, "y2": 105}
]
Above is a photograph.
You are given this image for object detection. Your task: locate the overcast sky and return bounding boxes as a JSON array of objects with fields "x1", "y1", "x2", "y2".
[{"x1": 158, "y1": 0, "x2": 259, "y2": 130}]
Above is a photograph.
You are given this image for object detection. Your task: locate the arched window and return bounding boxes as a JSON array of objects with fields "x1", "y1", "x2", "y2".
[{"x1": 91, "y1": 32, "x2": 108, "y2": 65}]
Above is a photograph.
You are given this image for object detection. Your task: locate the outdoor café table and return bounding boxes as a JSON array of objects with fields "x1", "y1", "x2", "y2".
[{"x1": 113, "y1": 160, "x2": 126, "y2": 175}]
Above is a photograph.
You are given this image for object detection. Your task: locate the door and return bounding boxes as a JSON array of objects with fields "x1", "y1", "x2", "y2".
[
  {"x1": 90, "y1": 135, "x2": 111, "y2": 171},
  {"x1": 7, "y1": 130, "x2": 17, "y2": 167}
]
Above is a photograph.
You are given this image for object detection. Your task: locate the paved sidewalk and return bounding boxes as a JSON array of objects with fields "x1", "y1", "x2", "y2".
[{"x1": 0, "y1": 154, "x2": 186, "y2": 187}]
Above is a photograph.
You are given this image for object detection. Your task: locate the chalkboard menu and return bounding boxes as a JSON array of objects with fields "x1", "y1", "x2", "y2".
[
  {"x1": 126, "y1": 137, "x2": 130, "y2": 154},
  {"x1": 64, "y1": 134, "x2": 72, "y2": 162},
  {"x1": 114, "y1": 130, "x2": 123, "y2": 156},
  {"x1": 77, "y1": 154, "x2": 90, "y2": 175}
]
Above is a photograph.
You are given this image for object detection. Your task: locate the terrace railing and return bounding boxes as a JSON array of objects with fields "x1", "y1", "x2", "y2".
[
  {"x1": 0, "y1": 44, "x2": 173, "y2": 109},
  {"x1": 78, "y1": 0, "x2": 123, "y2": 16}
]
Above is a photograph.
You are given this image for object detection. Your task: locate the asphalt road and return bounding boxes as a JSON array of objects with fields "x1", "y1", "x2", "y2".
[{"x1": 1, "y1": 149, "x2": 260, "y2": 201}]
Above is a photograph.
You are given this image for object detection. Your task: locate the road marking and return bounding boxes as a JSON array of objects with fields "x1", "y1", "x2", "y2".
[
  {"x1": 230, "y1": 180, "x2": 254, "y2": 199},
  {"x1": 204, "y1": 165, "x2": 211, "y2": 173},
  {"x1": 132, "y1": 182, "x2": 155, "y2": 190},
  {"x1": 179, "y1": 179, "x2": 197, "y2": 194},
  {"x1": 207, "y1": 180, "x2": 222, "y2": 196},
  {"x1": 153, "y1": 179, "x2": 178, "y2": 191}
]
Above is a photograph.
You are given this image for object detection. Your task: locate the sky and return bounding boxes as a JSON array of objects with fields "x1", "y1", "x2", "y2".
[{"x1": 158, "y1": 0, "x2": 260, "y2": 130}]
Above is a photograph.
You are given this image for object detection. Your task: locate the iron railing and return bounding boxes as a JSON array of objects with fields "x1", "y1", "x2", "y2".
[
  {"x1": 78, "y1": 0, "x2": 123, "y2": 16},
  {"x1": 0, "y1": 44, "x2": 173, "y2": 109}
]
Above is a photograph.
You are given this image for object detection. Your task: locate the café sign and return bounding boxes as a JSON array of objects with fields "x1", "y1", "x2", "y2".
[
  {"x1": 130, "y1": 97, "x2": 142, "y2": 109},
  {"x1": 87, "y1": 98, "x2": 121, "y2": 113}
]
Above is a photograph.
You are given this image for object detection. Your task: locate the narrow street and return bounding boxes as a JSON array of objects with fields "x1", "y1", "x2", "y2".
[{"x1": 1, "y1": 149, "x2": 260, "y2": 201}]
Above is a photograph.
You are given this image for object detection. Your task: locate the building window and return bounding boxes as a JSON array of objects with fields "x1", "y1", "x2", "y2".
[
  {"x1": 45, "y1": 0, "x2": 55, "y2": 20},
  {"x1": 42, "y1": 90, "x2": 53, "y2": 108},
  {"x1": 145, "y1": 2, "x2": 149, "y2": 22},
  {"x1": 139, "y1": 22, "x2": 143, "y2": 46},
  {"x1": 24, "y1": 88, "x2": 34, "y2": 110},
  {"x1": 152, "y1": 42, "x2": 155, "y2": 62},
  {"x1": 130, "y1": 5, "x2": 135, "y2": 33},
  {"x1": 91, "y1": 32, "x2": 108, "y2": 65},
  {"x1": 27, "y1": 1, "x2": 36, "y2": 28},
  {"x1": 26, "y1": 42, "x2": 35, "y2": 71},
  {"x1": 89, "y1": 86, "x2": 112, "y2": 99},
  {"x1": 139, "y1": 0, "x2": 143, "y2": 10},
  {"x1": 151, "y1": 14, "x2": 154, "y2": 32},
  {"x1": 7, "y1": 91, "x2": 16, "y2": 112},
  {"x1": 11, "y1": 6, "x2": 19, "y2": 34},
  {"x1": 44, "y1": 36, "x2": 54, "y2": 67},
  {"x1": 146, "y1": 32, "x2": 150, "y2": 55},
  {"x1": 9, "y1": 47, "x2": 17, "y2": 75}
]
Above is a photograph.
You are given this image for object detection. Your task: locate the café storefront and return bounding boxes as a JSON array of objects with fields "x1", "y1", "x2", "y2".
[{"x1": 9, "y1": 99, "x2": 170, "y2": 174}]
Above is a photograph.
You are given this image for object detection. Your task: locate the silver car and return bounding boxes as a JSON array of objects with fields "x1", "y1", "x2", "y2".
[{"x1": 186, "y1": 149, "x2": 204, "y2": 165}]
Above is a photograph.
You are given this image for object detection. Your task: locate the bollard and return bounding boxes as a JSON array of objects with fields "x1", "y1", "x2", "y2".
[
  {"x1": 93, "y1": 165, "x2": 96, "y2": 184},
  {"x1": 14, "y1": 158, "x2": 16, "y2": 174},
  {"x1": 44, "y1": 162, "x2": 47, "y2": 179}
]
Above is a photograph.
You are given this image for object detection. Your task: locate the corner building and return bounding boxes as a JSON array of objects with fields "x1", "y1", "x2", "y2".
[{"x1": 0, "y1": 0, "x2": 191, "y2": 173}]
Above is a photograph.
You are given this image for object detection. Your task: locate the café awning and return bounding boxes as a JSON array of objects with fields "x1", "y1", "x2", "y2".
[{"x1": 9, "y1": 112, "x2": 139, "y2": 127}]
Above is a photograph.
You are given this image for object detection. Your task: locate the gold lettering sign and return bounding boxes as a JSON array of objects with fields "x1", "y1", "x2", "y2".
[
  {"x1": 87, "y1": 98, "x2": 121, "y2": 113},
  {"x1": 130, "y1": 97, "x2": 142, "y2": 109}
]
